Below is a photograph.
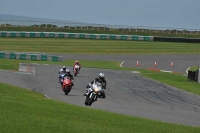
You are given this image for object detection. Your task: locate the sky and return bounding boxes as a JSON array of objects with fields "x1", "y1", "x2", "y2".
[{"x1": 0, "y1": 0, "x2": 200, "y2": 29}]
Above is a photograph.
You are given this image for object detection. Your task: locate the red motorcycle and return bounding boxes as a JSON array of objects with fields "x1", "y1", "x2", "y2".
[
  {"x1": 62, "y1": 76, "x2": 73, "y2": 95},
  {"x1": 73, "y1": 64, "x2": 80, "y2": 76}
]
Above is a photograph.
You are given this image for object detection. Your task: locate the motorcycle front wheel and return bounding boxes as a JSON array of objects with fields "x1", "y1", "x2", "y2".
[
  {"x1": 84, "y1": 96, "x2": 88, "y2": 105},
  {"x1": 64, "y1": 86, "x2": 71, "y2": 95},
  {"x1": 88, "y1": 93, "x2": 96, "y2": 106}
]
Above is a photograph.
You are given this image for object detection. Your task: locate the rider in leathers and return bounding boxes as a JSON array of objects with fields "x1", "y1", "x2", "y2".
[
  {"x1": 84, "y1": 73, "x2": 106, "y2": 97},
  {"x1": 59, "y1": 66, "x2": 67, "y2": 84},
  {"x1": 73, "y1": 60, "x2": 81, "y2": 73},
  {"x1": 62, "y1": 69, "x2": 74, "y2": 86}
]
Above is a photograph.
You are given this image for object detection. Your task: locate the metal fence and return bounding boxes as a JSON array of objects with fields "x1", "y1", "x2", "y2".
[{"x1": 0, "y1": 20, "x2": 200, "y2": 35}]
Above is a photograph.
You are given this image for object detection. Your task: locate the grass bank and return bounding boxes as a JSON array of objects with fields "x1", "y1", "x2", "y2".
[
  {"x1": 0, "y1": 38, "x2": 200, "y2": 54},
  {"x1": 1, "y1": 82, "x2": 200, "y2": 133}
]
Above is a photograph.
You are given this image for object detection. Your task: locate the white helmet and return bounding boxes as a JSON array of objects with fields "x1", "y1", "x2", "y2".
[
  {"x1": 99, "y1": 73, "x2": 105, "y2": 79},
  {"x1": 66, "y1": 69, "x2": 70, "y2": 74}
]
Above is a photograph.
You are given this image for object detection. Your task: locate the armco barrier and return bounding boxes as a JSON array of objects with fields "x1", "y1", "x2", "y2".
[
  {"x1": 154, "y1": 36, "x2": 200, "y2": 43},
  {"x1": 0, "y1": 31, "x2": 154, "y2": 41},
  {"x1": 188, "y1": 69, "x2": 199, "y2": 82},
  {"x1": 0, "y1": 51, "x2": 63, "y2": 62}
]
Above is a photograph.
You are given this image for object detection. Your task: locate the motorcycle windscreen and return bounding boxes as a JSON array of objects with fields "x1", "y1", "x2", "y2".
[{"x1": 63, "y1": 77, "x2": 71, "y2": 84}]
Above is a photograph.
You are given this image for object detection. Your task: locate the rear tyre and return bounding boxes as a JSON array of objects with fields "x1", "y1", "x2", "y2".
[{"x1": 74, "y1": 71, "x2": 77, "y2": 76}]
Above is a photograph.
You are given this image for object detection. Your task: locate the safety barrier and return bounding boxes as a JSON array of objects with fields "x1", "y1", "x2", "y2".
[
  {"x1": 0, "y1": 31, "x2": 154, "y2": 41},
  {"x1": 187, "y1": 68, "x2": 199, "y2": 83},
  {"x1": 153, "y1": 36, "x2": 200, "y2": 43},
  {"x1": 0, "y1": 51, "x2": 63, "y2": 62}
]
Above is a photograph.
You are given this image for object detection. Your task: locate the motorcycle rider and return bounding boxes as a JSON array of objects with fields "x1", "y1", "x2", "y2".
[
  {"x1": 84, "y1": 73, "x2": 107, "y2": 97},
  {"x1": 73, "y1": 60, "x2": 81, "y2": 73},
  {"x1": 62, "y1": 69, "x2": 74, "y2": 86},
  {"x1": 59, "y1": 66, "x2": 67, "y2": 74},
  {"x1": 58, "y1": 66, "x2": 67, "y2": 84}
]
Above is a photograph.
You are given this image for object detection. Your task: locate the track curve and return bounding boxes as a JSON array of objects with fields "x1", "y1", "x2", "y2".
[{"x1": 0, "y1": 54, "x2": 200, "y2": 127}]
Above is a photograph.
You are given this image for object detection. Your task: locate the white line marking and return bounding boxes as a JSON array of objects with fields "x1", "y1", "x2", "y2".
[
  {"x1": 45, "y1": 95, "x2": 51, "y2": 99},
  {"x1": 186, "y1": 67, "x2": 190, "y2": 74},
  {"x1": 131, "y1": 71, "x2": 140, "y2": 74},
  {"x1": 160, "y1": 70, "x2": 173, "y2": 73},
  {"x1": 120, "y1": 61, "x2": 124, "y2": 67}
]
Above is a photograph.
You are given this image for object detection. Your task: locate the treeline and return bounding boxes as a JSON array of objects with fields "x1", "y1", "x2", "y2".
[{"x1": 1, "y1": 24, "x2": 200, "y2": 38}]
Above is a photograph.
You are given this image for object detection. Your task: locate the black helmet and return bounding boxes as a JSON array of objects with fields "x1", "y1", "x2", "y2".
[{"x1": 63, "y1": 66, "x2": 66, "y2": 71}]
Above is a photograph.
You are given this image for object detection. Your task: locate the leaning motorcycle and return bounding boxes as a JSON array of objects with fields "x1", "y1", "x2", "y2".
[
  {"x1": 73, "y1": 64, "x2": 80, "y2": 76},
  {"x1": 62, "y1": 76, "x2": 73, "y2": 95},
  {"x1": 84, "y1": 82, "x2": 104, "y2": 106}
]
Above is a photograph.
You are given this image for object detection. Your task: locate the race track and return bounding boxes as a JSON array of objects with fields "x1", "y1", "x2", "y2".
[{"x1": 0, "y1": 54, "x2": 200, "y2": 127}]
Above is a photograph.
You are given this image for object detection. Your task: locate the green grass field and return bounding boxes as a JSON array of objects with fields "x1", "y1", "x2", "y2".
[
  {"x1": 0, "y1": 37, "x2": 200, "y2": 133},
  {"x1": 1, "y1": 83, "x2": 200, "y2": 133},
  {"x1": 0, "y1": 38, "x2": 200, "y2": 54}
]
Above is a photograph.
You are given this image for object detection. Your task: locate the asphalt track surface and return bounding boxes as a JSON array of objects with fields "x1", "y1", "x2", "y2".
[{"x1": 0, "y1": 54, "x2": 200, "y2": 127}]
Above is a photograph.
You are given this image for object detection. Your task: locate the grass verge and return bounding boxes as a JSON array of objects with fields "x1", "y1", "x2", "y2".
[
  {"x1": 0, "y1": 38, "x2": 200, "y2": 54},
  {"x1": 1, "y1": 83, "x2": 200, "y2": 133}
]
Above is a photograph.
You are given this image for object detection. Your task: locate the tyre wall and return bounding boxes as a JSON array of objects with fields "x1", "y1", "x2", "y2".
[
  {"x1": 0, "y1": 31, "x2": 154, "y2": 41},
  {"x1": 0, "y1": 52, "x2": 63, "y2": 62}
]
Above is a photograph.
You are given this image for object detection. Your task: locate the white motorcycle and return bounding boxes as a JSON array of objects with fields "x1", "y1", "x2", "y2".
[
  {"x1": 73, "y1": 64, "x2": 80, "y2": 76},
  {"x1": 84, "y1": 82, "x2": 105, "y2": 106}
]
